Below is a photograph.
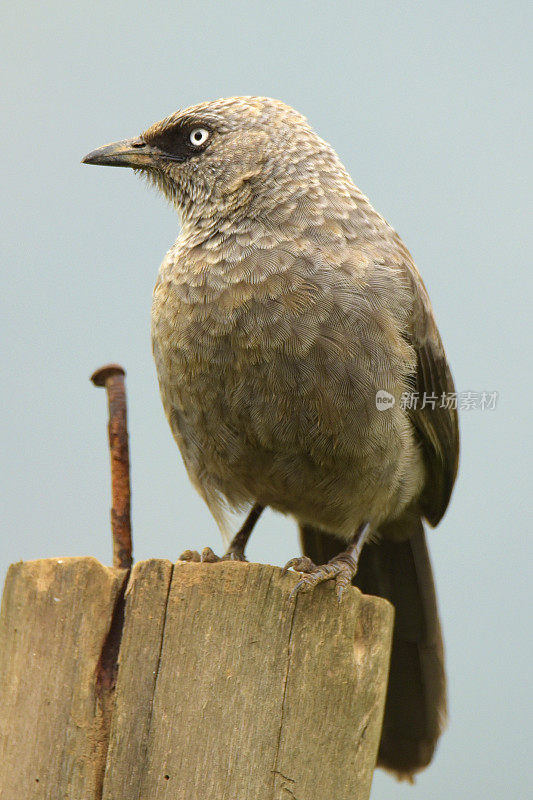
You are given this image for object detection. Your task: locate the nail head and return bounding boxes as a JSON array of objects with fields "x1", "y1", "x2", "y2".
[{"x1": 91, "y1": 363, "x2": 126, "y2": 387}]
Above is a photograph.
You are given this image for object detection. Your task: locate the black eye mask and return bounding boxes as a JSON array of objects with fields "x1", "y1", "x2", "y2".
[{"x1": 144, "y1": 123, "x2": 211, "y2": 163}]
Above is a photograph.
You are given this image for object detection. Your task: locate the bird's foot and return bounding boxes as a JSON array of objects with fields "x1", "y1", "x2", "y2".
[
  {"x1": 178, "y1": 546, "x2": 247, "y2": 563},
  {"x1": 283, "y1": 552, "x2": 358, "y2": 602},
  {"x1": 221, "y1": 547, "x2": 248, "y2": 562},
  {"x1": 282, "y1": 556, "x2": 317, "y2": 574}
]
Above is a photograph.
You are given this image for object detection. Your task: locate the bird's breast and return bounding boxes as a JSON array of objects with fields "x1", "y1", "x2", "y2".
[
  {"x1": 150, "y1": 243, "x2": 422, "y2": 530},
  {"x1": 151, "y1": 246, "x2": 415, "y2": 457}
]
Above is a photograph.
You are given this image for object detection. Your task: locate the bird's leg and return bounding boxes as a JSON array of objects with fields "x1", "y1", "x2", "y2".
[
  {"x1": 222, "y1": 503, "x2": 264, "y2": 561},
  {"x1": 178, "y1": 504, "x2": 264, "y2": 563},
  {"x1": 284, "y1": 522, "x2": 372, "y2": 602}
]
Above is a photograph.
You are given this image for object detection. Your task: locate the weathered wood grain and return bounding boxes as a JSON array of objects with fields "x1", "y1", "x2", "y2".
[
  {"x1": 104, "y1": 561, "x2": 394, "y2": 800},
  {"x1": 0, "y1": 557, "x2": 126, "y2": 800},
  {"x1": 0, "y1": 558, "x2": 393, "y2": 800},
  {"x1": 274, "y1": 583, "x2": 394, "y2": 799},
  {"x1": 101, "y1": 558, "x2": 174, "y2": 800}
]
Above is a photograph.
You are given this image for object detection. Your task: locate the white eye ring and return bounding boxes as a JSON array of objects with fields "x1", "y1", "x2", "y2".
[{"x1": 189, "y1": 128, "x2": 209, "y2": 147}]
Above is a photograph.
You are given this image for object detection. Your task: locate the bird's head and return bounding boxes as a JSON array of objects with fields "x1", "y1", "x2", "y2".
[{"x1": 82, "y1": 96, "x2": 347, "y2": 229}]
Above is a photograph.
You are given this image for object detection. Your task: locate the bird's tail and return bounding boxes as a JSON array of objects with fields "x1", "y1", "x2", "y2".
[{"x1": 299, "y1": 513, "x2": 446, "y2": 781}]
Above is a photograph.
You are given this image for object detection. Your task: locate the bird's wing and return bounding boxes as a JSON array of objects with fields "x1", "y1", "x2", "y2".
[{"x1": 401, "y1": 257, "x2": 459, "y2": 526}]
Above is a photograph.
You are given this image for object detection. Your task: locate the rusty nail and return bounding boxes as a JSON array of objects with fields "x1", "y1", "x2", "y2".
[{"x1": 91, "y1": 363, "x2": 133, "y2": 570}]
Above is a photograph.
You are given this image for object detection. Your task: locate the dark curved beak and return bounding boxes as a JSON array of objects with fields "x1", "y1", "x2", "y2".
[{"x1": 82, "y1": 137, "x2": 163, "y2": 169}]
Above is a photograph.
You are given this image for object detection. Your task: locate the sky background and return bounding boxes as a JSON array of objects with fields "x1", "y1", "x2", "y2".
[{"x1": 1, "y1": 2, "x2": 531, "y2": 797}]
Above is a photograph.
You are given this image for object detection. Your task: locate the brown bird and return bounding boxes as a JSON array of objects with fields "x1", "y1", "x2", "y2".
[{"x1": 83, "y1": 97, "x2": 459, "y2": 780}]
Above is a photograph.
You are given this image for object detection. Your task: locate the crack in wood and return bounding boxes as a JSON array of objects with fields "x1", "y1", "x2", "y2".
[
  {"x1": 272, "y1": 769, "x2": 299, "y2": 800},
  {"x1": 94, "y1": 570, "x2": 129, "y2": 799},
  {"x1": 270, "y1": 595, "x2": 298, "y2": 799},
  {"x1": 135, "y1": 562, "x2": 175, "y2": 800},
  {"x1": 96, "y1": 572, "x2": 129, "y2": 695}
]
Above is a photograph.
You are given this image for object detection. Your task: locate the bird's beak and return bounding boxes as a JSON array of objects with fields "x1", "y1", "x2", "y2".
[{"x1": 82, "y1": 137, "x2": 163, "y2": 169}]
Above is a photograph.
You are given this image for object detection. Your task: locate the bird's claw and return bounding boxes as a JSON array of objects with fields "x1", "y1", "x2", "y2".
[
  {"x1": 178, "y1": 547, "x2": 219, "y2": 563},
  {"x1": 285, "y1": 553, "x2": 358, "y2": 602},
  {"x1": 178, "y1": 549, "x2": 202, "y2": 562},
  {"x1": 178, "y1": 546, "x2": 247, "y2": 563},
  {"x1": 222, "y1": 549, "x2": 248, "y2": 562},
  {"x1": 282, "y1": 556, "x2": 316, "y2": 575}
]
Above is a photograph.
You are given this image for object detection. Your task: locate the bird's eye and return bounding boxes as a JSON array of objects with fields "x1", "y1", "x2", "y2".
[{"x1": 189, "y1": 128, "x2": 209, "y2": 147}]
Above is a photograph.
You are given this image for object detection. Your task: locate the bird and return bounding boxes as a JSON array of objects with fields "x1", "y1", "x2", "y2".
[{"x1": 83, "y1": 96, "x2": 459, "y2": 780}]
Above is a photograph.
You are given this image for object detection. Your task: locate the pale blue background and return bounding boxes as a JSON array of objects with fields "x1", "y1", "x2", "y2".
[{"x1": 2, "y1": 2, "x2": 531, "y2": 797}]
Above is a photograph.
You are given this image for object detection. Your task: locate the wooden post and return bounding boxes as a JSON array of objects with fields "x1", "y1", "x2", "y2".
[
  {"x1": 0, "y1": 558, "x2": 127, "y2": 799},
  {"x1": 0, "y1": 558, "x2": 393, "y2": 800}
]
